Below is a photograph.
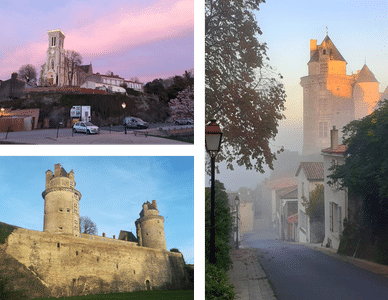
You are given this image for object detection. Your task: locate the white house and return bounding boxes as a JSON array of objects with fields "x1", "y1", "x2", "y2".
[
  {"x1": 296, "y1": 162, "x2": 324, "y2": 243},
  {"x1": 321, "y1": 126, "x2": 348, "y2": 250}
]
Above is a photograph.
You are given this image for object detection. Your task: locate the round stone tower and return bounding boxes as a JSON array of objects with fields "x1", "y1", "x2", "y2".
[
  {"x1": 42, "y1": 163, "x2": 81, "y2": 236},
  {"x1": 135, "y1": 200, "x2": 167, "y2": 250}
]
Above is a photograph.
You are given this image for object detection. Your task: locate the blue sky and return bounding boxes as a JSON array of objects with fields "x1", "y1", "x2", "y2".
[
  {"x1": 216, "y1": 0, "x2": 388, "y2": 191},
  {"x1": 0, "y1": 156, "x2": 194, "y2": 264},
  {"x1": 0, "y1": 0, "x2": 193, "y2": 83}
]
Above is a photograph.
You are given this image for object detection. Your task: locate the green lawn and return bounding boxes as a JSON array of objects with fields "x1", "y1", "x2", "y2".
[{"x1": 40, "y1": 290, "x2": 194, "y2": 300}]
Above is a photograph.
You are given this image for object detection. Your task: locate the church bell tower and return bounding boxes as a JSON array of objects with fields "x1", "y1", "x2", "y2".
[{"x1": 44, "y1": 29, "x2": 65, "y2": 86}]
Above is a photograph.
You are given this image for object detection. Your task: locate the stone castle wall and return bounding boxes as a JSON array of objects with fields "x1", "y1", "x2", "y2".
[{"x1": 5, "y1": 228, "x2": 186, "y2": 297}]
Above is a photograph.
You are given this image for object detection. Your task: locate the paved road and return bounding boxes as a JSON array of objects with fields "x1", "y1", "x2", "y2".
[
  {"x1": 244, "y1": 232, "x2": 388, "y2": 300},
  {"x1": 0, "y1": 128, "x2": 189, "y2": 144},
  {"x1": 100, "y1": 123, "x2": 193, "y2": 132}
]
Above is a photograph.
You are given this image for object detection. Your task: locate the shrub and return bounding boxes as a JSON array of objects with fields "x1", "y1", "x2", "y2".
[{"x1": 205, "y1": 262, "x2": 235, "y2": 300}]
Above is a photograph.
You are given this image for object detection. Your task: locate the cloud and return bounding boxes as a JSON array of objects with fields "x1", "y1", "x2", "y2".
[{"x1": 0, "y1": 0, "x2": 193, "y2": 80}]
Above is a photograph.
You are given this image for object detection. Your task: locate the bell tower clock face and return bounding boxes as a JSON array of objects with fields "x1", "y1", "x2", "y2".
[{"x1": 51, "y1": 49, "x2": 55, "y2": 54}]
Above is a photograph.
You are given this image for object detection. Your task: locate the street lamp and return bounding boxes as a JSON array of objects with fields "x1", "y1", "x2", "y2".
[
  {"x1": 234, "y1": 195, "x2": 240, "y2": 250},
  {"x1": 205, "y1": 119, "x2": 223, "y2": 264},
  {"x1": 0, "y1": 107, "x2": 4, "y2": 117},
  {"x1": 122, "y1": 102, "x2": 127, "y2": 134}
]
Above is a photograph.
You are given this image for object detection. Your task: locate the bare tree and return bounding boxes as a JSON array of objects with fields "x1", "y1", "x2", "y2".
[
  {"x1": 64, "y1": 50, "x2": 82, "y2": 86},
  {"x1": 79, "y1": 216, "x2": 97, "y2": 235},
  {"x1": 18, "y1": 64, "x2": 37, "y2": 83}
]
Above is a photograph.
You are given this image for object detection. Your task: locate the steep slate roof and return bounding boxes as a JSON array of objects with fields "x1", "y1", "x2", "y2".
[
  {"x1": 79, "y1": 64, "x2": 92, "y2": 73},
  {"x1": 356, "y1": 64, "x2": 379, "y2": 83},
  {"x1": 295, "y1": 162, "x2": 324, "y2": 181},
  {"x1": 309, "y1": 35, "x2": 346, "y2": 63}
]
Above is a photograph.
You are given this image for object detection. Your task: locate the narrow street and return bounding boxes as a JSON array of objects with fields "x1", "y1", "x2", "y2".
[{"x1": 232, "y1": 217, "x2": 388, "y2": 300}]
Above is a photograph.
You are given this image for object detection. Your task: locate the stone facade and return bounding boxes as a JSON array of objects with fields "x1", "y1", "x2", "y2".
[
  {"x1": 42, "y1": 164, "x2": 81, "y2": 237},
  {"x1": 135, "y1": 200, "x2": 167, "y2": 250},
  {"x1": 3, "y1": 163, "x2": 187, "y2": 297},
  {"x1": 39, "y1": 29, "x2": 92, "y2": 87},
  {"x1": 301, "y1": 35, "x2": 383, "y2": 155}
]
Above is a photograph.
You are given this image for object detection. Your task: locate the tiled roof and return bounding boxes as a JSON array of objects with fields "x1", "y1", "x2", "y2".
[
  {"x1": 356, "y1": 64, "x2": 378, "y2": 83},
  {"x1": 309, "y1": 35, "x2": 346, "y2": 63},
  {"x1": 280, "y1": 186, "x2": 298, "y2": 200},
  {"x1": 322, "y1": 144, "x2": 347, "y2": 154},
  {"x1": 287, "y1": 213, "x2": 298, "y2": 223},
  {"x1": 266, "y1": 177, "x2": 298, "y2": 190},
  {"x1": 295, "y1": 162, "x2": 324, "y2": 180},
  {"x1": 276, "y1": 185, "x2": 297, "y2": 198}
]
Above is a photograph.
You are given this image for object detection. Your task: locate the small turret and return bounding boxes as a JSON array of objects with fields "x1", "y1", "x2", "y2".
[{"x1": 135, "y1": 200, "x2": 166, "y2": 250}]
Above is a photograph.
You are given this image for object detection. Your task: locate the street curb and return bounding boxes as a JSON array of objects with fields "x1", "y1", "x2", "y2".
[
  {"x1": 228, "y1": 248, "x2": 277, "y2": 300},
  {"x1": 306, "y1": 244, "x2": 388, "y2": 278}
]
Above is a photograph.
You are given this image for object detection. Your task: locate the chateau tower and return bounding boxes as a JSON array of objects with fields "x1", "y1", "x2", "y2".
[
  {"x1": 352, "y1": 64, "x2": 380, "y2": 119},
  {"x1": 135, "y1": 200, "x2": 167, "y2": 250},
  {"x1": 42, "y1": 164, "x2": 81, "y2": 236},
  {"x1": 41, "y1": 29, "x2": 66, "y2": 86},
  {"x1": 301, "y1": 34, "x2": 380, "y2": 155}
]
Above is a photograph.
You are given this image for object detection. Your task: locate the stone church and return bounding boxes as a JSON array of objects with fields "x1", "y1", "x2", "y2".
[
  {"x1": 301, "y1": 34, "x2": 387, "y2": 155},
  {"x1": 39, "y1": 29, "x2": 93, "y2": 87}
]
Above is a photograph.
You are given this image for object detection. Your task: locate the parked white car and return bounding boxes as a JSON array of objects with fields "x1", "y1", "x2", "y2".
[{"x1": 73, "y1": 122, "x2": 100, "y2": 134}]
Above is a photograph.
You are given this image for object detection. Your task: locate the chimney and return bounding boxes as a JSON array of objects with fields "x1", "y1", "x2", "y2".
[
  {"x1": 11, "y1": 72, "x2": 18, "y2": 80},
  {"x1": 310, "y1": 39, "x2": 317, "y2": 58},
  {"x1": 102, "y1": 232, "x2": 105, "y2": 237},
  {"x1": 330, "y1": 126, "x2": 338, "y2": 151}
]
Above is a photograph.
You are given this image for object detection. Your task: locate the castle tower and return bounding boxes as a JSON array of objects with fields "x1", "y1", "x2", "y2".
[
  {"x1": 135, "y1": 200, "x2": 167, "y2": 250},
  {"x1": 40, "y1": 29, "x2": 66, "y2": 86},
  {"x1": 352, "y1": 64, "x2": 380, "y2": 119},
  {"x1": 42, "y1": 163, "x2": 81, "y2": 236},
  {"x1": 301, "y1": 35, "x2": 354, "y2": 155}
]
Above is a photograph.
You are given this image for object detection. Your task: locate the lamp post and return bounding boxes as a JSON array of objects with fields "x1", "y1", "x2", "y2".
[
  {"x1": 122, "y1": 102, "x2": 127, "y2": 134},
  {"x1": 234, "y1": 195, "x2": 240, "y2": 250},
  {"x1": 205, "y1": 119, "x2": 223, "y2": 264}
]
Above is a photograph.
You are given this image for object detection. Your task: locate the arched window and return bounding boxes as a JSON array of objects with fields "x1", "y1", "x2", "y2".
[{"x1": 51, "y1": 59, "x2": 54, "y2": 70}]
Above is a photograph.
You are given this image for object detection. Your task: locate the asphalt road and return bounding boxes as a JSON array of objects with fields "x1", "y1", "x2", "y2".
[
  {"x1": 100, "y1": 123, "x2": 193, "y2": 132},
  {"x1": 244, "y1": 232, "x2": 388, "y2": 300}
]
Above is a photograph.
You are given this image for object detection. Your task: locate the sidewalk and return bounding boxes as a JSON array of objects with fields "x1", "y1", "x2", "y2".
[{"x1": 228, "y1": 247, "x2": 276, "y2": 300}]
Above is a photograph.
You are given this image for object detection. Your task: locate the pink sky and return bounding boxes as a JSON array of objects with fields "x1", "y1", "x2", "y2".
[{"x1": 0, "y1": 0, "x2": 194, "y2": 83}]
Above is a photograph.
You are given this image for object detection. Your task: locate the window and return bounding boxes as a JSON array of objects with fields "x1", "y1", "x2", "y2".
[
  {"x1": 330, "y1": 202, "x2": 342, "y2": 233},
  {"x1": 323, "y1": 49, "x2": 326, "y2": 55},
  {"x1": 57, "y1": 243, "x2": 60, "y2": 248},
  {"x1": 51, "y1": 59, "x2": 54, "y2": 70},
  {"x1": 319, "y1": 122, "x2": 328, "y2": 138}
]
